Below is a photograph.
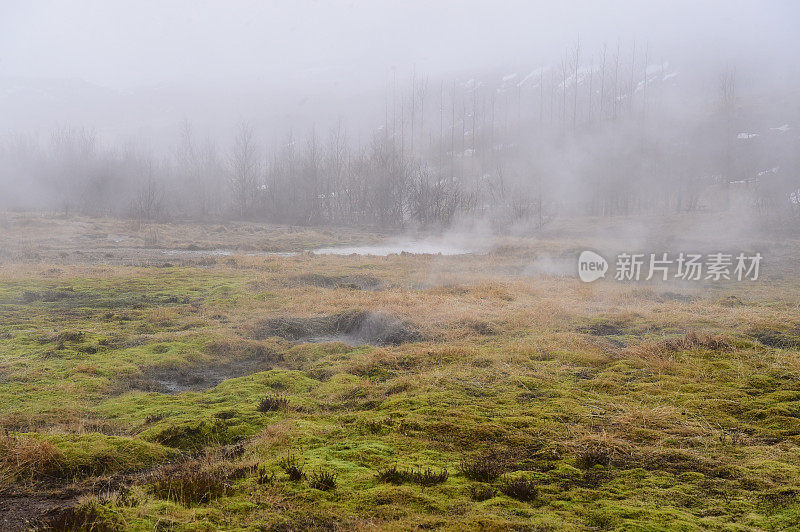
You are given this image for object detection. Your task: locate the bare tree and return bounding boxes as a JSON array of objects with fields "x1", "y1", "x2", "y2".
[
  {"x1": 599, "y1": 44, "x2": 607, "y2": 118},
  {"x1": 572, "y1": 39, "x2": 580, "y2": 132},
  {"x1": 131, "y1": 170, "x2": 165, "y2": 222},
  {"x1": 229, "y1": 123, "x2": 261, "y2": 218}
]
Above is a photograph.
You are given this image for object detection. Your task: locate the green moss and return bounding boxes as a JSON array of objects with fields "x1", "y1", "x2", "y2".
[
  {"x1": 3, "y1": 263, "x2": 800, "y2": 529},
  {"x1": 4, "y1": 432, "x2": 178, "y2": 478}
]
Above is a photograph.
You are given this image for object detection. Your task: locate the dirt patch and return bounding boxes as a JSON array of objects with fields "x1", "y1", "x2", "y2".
[
  {"x1": 252, "y1": 310, "x2": 422, "y2": 346},
  {"x1": 578, "y1": 316, "x2": 666, "y2": 339},
  {"x1": 0, "y1": 486, "x2": 81, "y2": 531},
  {"x1": 579, "y1": 318, "x2": 627, "y2": 336},
  {"x1": 38, "y1": 503, "x2": 116, "y2": 532},
  {"x1": 20, "y1": 288, "x2": 78, "y2": 304},
  {"x1": 657, "y1": 291, "x2": 699, "y2": 303},
  {"x1": 288, "y1": 273, "x2": 382, "y2": 290},
  {"x1": 136, "y1": 366, "x2": 246, "y2": 394},
  {"x1": 0, "y1": 476, "x2": 124, "y2": 532},
  {"x1": 0, "y1": 445, "x2": 245, "y2": 530},
  {"x1": 460, "y1": 318, "x2": 498, "y2": 336},
  {"x1": 126, "y1": 340, "x2": 285, "y2": 394},
  {"x1": 749, "y1": 328, "x2": 800, "y2": 349}
]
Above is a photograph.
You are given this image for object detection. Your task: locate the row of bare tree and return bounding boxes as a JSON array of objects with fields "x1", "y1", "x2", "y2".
[{"x1": 1, "y1": 43, "x2": 798, "y2": 231}]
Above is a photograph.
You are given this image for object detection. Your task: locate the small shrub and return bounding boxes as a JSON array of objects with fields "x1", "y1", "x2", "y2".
[
  {"x1": 468, "y1": 484, "x2": 494, "y2": 501},
  {"x1": 407, "y1": 467, "x2": 448, "y2": 486},
  {"x1": 308, "y1": 469, "x2": 337, "y2": 491},
  {"x1": 280, "y1": 454, "x2": 305, "y2": 481},
  {"x1": 227, "y1": 462, "x2": 258, "y2": 480},
  {"x1": 376, "y1": 464, "x2": 405, "y2": 484},
  {"x1": 257, "y1": 395, "x2": 290, "y2": 413},
  {"x1": 500, "y1": 477, "x2": 538, "y2": 502},
  {"x1": 257, "y1": 466, "x2": 275, "y2": 485},
  {"x1": 376, "y1": 465, "x2": 448, "y2": 486},
  {"x1": 575, "y1": 444, "x2": 613, "y2": 469},
  {"x1": 459, "y1": 453, "x2": 505, "y2": 482}
]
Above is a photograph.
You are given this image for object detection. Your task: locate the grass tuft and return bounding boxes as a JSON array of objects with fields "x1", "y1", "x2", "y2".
[
  {"x1": 308, "y1": 469, "x2": 337, "y2": 491},
  {"x1": 376, "y1": 465, "x2": 448, "y2": 486},
  {"x1": 257, "y1": 466, "x2": 276, "y2": 485},
  {"x1": 500, "y1": 477, "x2": 538, "y2": 502},
  {"x1": 459, "y1": 453, "x2": 505, "y2": 482},
  {"x1": 407, "y1": 467, "x2": 448, "y2": 486},
  {"x1": 468, "y1": 484, "x2": 495, "y2": 501},
  {"x1": 280, "y1": 454, "x2": 305, "y2": 481},
  {"x1": 0, "y1": 432, "x2": 64, "y2": 479},
  {"x1": 376, "y1": 464, "x2": 405, "y2": 484},
  {"x1": 257, "y1": 394, "x2": 290, "y2": 413},
  {"x1": 149, "y1": 461, "x2": 231, "y2": 505},
  {"x1": 41, "y1": 499, "x2": 119, "y2": 531}
]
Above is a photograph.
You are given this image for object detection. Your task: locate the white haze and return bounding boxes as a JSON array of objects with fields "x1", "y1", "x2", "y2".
[
  {"x1": 2, "y1": 0, "x2": 798, "y2": 144},
  {"x1": 1, "y1": 0, "x2": 799, "y2": 251}
]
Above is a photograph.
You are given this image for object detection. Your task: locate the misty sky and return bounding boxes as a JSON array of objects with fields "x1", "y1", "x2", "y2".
[
  {"x1": 2, "y1": 0, "x2": 799, "y2": 90},
  {"x1": 1, "y1": 0, "x2": 799, "y2": 222}
]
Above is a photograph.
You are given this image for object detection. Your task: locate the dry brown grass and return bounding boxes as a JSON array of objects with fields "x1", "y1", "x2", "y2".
[
  {"x1": 146, "y1": 307, "x2": 180, "y2": 325},
  {"x1": 252, "y1": 420, "x2": 295, "y2": 451},
  {"x1": 625, "y1": 330, "x2": 733, "y2": 363},
  {"x1": 571, "y1": 431, "x2": 634, "y2": 469},
  {"x1": 4, "y1": 212, "x2": 800, "y2": 529},
  {"x1": 148, "y1": 459, "x2": 231, "y2": 505},
  {"x1": 0, "y1": 432, "x2": 64, "y2": 479},
  {"x1": 341, "y1": 348, "x2": 399, "y2": 376}
]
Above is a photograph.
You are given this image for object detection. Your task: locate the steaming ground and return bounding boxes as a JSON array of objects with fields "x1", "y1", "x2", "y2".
[
  {"x1": 313, "y1": 237, "x2": 484, "y2": 256},
  {"x1": 2, "y1": 212, "x2": 800, "y2": 529},
  {"x1": 2, "y1": 1, "x2": 800, "y2": 528},
  {"x1": 0, "y1": 211, "x2": 779, "y2": 265}
]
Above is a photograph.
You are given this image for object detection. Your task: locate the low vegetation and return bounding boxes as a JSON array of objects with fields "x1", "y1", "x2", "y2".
[
  {"x1": 256, "y1": 394, "x2": 290, "y2": 413},
  {"x1": 149, "y1": 460, "x2": 232, "y2": 505},
  {"x1": 377, "y1": 465, "x2": 449, "y2": 486},
  {"x1": 499, "y1": 476, "x2": 538, "y2": 502},
  {"x1": 308, "y1": 469, "x2": 338, "y2": 491},
  {"x1": 2, "y1": 217, "x2": 800, "y2": 529}
]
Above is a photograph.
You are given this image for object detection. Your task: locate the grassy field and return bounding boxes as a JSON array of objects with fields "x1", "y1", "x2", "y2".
[{"x1": 2, "y1": 213, "x2": 800, "y2": 530}]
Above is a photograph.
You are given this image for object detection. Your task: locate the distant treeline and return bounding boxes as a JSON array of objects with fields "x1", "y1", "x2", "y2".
[{"x1": 2, "y1": 43, "x2": 799, "y2": 231}]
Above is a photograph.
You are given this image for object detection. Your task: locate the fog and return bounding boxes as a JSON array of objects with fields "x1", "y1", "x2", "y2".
[{"x1": 1, "y1": 0, "x2": 799, "y2": 236}]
